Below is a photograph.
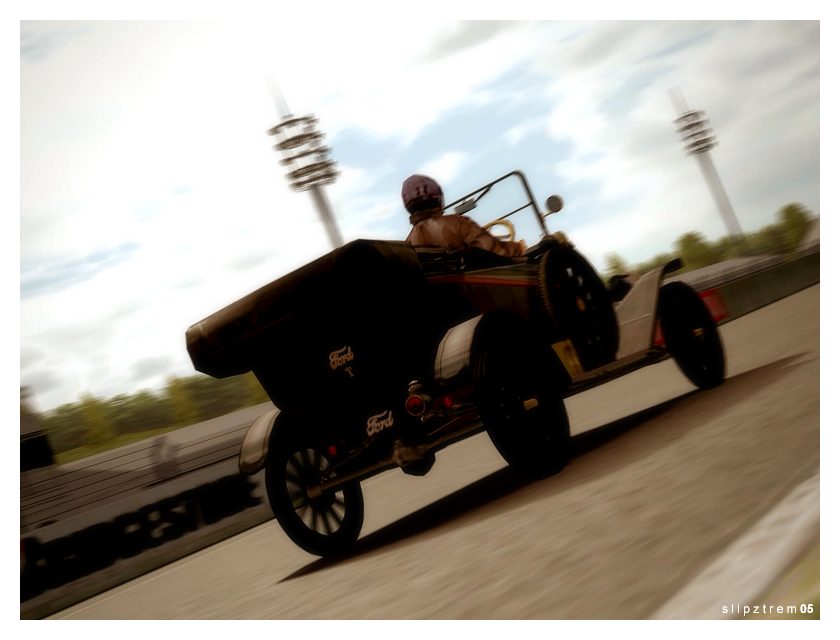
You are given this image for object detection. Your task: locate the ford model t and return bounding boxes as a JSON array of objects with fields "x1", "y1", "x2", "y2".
[{"x1": 186, "y1": 170, "x2": 725, "y2": 557}]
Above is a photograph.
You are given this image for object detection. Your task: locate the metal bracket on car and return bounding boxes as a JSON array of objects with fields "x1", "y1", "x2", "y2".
[
  {"x1": 238, "y1": 407, "x2": 281, "y2": 475},
  {"x1": 434, "y1": 315, "x2": 483, "y2": 387},
  {"x1": 614, "y1": 258, "x2": 683, "y2": 359}
]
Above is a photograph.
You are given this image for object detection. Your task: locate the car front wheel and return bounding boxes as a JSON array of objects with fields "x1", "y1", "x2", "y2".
[
  {"x1": 658, "y1": 281, "x2": 726, "y2": 389},
  {"x1": 537, "y1": 245, "x2": 618, "y2": 371}
]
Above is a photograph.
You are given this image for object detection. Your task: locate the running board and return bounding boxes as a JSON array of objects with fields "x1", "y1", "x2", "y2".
[{"x1": 565, "y1": 348, "x2": 669, "y2": 396}]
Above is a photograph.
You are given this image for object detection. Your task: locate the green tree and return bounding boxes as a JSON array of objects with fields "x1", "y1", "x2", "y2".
[
  {"x1": 40, "y1": 403, "x2": 87, "y2": 453},
  {"x1": 604, "y1": 252, "x2": 629, "y2": 277},
  {"x1": 777, "y1": 203, "x2": 812, "y2": 253},
  {"x1": 79, "y1": 393, "x2": 114, "y2": 447},
  {"x1": 636, "y1": 252, "x2": 677, "y2": 275},
  {"x1": 675, "y1": 231, "x2": 720, "y2": 270},
  {"x1": 712, "y1": 234, "x2": 752, "y2": 260},
  {"x1": 107, "y1": 390, "x2": 171, "y2": 435},
  {"x1": 749, "y1": 224, "x2": 787, "y2": 256},
  {"x1": 166, "y1": 376, "x2": 202, "y2": 428}
]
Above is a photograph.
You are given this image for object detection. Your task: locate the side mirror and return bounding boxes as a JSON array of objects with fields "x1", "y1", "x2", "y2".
[{"x1": 545, "y1": 195, "x2": 564, "y2": 215}]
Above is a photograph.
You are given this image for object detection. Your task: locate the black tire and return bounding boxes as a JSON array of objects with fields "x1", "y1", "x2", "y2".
[
  {"x1": 658, "y1": 282, "x2": 725, "y2": 389},
  {"x1": 474, "y1": 332, "x2": 571, "y2": 478},
  {"x1": 538, "y1": 246, "x2": 618, "y2": 371},
  {"x1": 265, "y1": 433, "x2": 364, "y2": 557}
]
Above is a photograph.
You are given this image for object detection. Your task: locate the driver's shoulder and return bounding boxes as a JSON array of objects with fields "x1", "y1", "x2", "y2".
[{"x1": 451, "y1": 214, "x2": 488, "y2": 240}]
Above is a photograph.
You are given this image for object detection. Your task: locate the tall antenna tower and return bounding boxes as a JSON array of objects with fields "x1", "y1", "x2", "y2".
[
  {"x1": 266, "y1": 77, "x2": 343, "y2": 248},
  {"x1": 670, "y1": 88, "x2": 744, "y2": 239}
]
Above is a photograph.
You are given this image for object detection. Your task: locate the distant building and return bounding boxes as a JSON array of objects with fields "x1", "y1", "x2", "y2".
[{"x1": 20, "y1": 387, "x2": 54, "y2": 472}]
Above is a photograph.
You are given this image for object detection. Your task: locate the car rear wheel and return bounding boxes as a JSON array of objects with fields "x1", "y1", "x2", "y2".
[
  {"x1": 473, "y1": 334, "x2": 571, "y2": 478},
  {"x1": 265, "y1": 433, "x2": 364, "y2": 557},
  {"x1": 658, "y1": 282, "x2": 725, "y2": 389}
]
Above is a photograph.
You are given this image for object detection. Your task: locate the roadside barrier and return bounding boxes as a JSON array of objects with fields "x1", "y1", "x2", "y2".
[
  {"x1": 669, "y1": 250, "x2": 819, "y2": 324},
  {"x1": 20, "y1": 404, "x2": 274, "y2": 618}
]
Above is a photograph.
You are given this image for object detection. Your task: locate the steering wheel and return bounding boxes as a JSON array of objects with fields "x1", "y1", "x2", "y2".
[{"x1": 482, "y1": 219, "x2": 517, "y2": 242}]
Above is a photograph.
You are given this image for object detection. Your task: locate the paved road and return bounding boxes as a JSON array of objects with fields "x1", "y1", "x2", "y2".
[{"x1": 54, "y1": 286, "x2": 820, "y2": 619}]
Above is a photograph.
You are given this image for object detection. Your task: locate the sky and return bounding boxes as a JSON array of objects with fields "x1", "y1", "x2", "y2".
[{"x1": 19, "y1": 19, "x2": 822, "y2": 412}]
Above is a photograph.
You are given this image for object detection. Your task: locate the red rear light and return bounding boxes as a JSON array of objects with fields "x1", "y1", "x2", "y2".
[
  {"x1": 442, "y1": 395, "x2": 454, "y2": 409},
  {"x1": 327, "y1": 445, "x2": 337, "y2": 457},
  {"x1": 700, "y1": 288, "x2": 729, "y2": 322},
  {"x1": 405, "y1": 394, "x2": 426, "y2": 416}
]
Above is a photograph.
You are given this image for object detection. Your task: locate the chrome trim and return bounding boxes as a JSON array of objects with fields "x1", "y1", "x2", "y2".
[
  {"x1": 614, "y1": 259, "x2": 682, "y2": 359},
  {"x1": 238, "y1": 408, "x2": 281, "y2": 475},
  {"x1": 434, "y1": 315, "x2": 482, "y2": 385}
]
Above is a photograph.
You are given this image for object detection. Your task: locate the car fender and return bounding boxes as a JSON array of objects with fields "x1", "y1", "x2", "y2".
[
  {"x1": 238, "y1": 407, "x2": 281, "y2": 475},
  {"x1": 614, "y1": 258, "x2": 682, "y2": 359},
  {"x1": 434, "y1": 311, "x2": 531, "y2": 388},
  {"x1": 435, "y1": 315, "x2": 483, "y2": 386}
]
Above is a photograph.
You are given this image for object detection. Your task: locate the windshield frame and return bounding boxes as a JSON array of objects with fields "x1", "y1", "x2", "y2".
[{"x1": 442, "y1": 170, "x2": 550, "y2": 239}]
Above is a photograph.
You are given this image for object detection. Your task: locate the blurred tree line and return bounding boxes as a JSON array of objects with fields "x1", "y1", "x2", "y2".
[
  {"x1": 29, "y1": 203, "x2": 816, "y2": 461},
  {"x1": 604, "y1": 203, "x2": 815, "y2": 278},
  {"x1": 38, "y1": 372, "x2": 269, "y2": 456}
]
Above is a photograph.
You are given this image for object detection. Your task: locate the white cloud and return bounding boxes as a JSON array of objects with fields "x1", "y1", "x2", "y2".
[
  {"x1": 419, "y1": 151, "x2": 470, "y2": 185},
  {"x1": 533, "y1": 21, "x2": 820, "y2": 269},
  {"x1": 502, "y1": 123, "x2": 543, "y2": 147},
  {"x1": 19, "y1": 20, "x2": 820, "y2": 410}
]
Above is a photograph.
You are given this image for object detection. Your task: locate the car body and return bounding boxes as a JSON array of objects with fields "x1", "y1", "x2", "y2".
[{"x1": 186, "y1": 170, "x2": 725, "y2": 556}]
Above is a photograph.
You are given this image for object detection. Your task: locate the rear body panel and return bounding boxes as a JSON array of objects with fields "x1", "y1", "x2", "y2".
[{"x1": 191, "y1": 241, "x2": 675, "y2": 476}]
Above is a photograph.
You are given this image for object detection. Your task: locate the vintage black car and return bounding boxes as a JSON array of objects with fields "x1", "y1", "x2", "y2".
[{"x1": 186, "y1": 171, "x2": 725, "y2": 556}]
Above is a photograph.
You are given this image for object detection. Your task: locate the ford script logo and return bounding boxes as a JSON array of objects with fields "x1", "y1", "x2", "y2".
[
  {"x1": 366, "y1": 410, "x2": 394, "y2": 436},
  {"x1": 329, "y1": 346, "x2": 354, "y2": 370}
]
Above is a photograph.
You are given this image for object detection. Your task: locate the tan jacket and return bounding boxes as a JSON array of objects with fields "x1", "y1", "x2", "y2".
[{"x1": 406, "y1": 213, "x2": 524, "y2": 257}]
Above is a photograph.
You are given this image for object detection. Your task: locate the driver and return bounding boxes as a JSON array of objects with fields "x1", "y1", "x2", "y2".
[{"x1": 403, "y1": 174, "x2": 525, "y2": 257}]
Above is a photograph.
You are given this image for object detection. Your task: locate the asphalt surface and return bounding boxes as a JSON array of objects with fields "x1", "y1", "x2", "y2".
[{"x1": 53, "y1": 285, "x2": 820, "y2": 619}]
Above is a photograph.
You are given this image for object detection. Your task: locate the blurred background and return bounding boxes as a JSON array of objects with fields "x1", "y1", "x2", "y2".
[
  {"x1": 20, "y1": 20, "x2": 819, "y2": 414},
  {"x1": 19, "y1": 19, "x2": 821, "y2": 619}
]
